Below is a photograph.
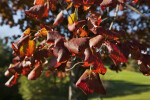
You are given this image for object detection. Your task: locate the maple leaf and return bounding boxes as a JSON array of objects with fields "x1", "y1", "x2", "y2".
[
  {"x1": 76, "y1": 69, "x2": 106, "y2": 95},
  {"x1": 53, "y1": 10, "x2": 64, "y2": 26}
]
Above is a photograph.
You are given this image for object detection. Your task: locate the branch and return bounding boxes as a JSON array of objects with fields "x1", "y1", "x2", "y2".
[
  {"x1": 109, "y1": 5, "x2": 119, "y2": 30},
  {"x1": 65, "y1": 62, "x2": 84, "y2": 72},
  {"x1": 125, "y1": 4, "x2": 149, "y2": 20}
]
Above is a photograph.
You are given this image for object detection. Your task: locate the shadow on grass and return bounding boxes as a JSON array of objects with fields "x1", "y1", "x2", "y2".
[{"x1": 89, "y1": 80, "x2": 150, "y2": 99}]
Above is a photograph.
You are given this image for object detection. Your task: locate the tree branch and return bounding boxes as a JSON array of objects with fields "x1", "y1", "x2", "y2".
[
  {"x1": 109, "y1": 5, "x2": 119, "y2": 30},
  {"x1": 65, "y1": 62, "x2": 84, "y2": 72},
  {"x1": 126, "y1": 4, "x2": 149, "y2": 20}
]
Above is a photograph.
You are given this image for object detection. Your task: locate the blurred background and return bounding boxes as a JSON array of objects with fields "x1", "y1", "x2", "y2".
[{"x1": 0, "y1": 0, "x2": 150, "y2": 100}]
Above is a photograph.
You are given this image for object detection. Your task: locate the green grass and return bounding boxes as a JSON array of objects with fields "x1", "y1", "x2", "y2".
[{"x1": 88, "y1": 70, "x2": 150, "y2": 100}]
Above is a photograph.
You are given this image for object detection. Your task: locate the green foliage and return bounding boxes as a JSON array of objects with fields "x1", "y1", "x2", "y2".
[
  {"x1": 19, "y1": 72, "x2": 69, "y2": 100},
  {"x1": 126, "y1": 58, "x2": 139, "y2": 72},
  {"x1": 0, "y1": 39, "x2": 22, "y2": 100},
  {"x1": 89, "y1": 69, "x2": 150, "y2": 100}
]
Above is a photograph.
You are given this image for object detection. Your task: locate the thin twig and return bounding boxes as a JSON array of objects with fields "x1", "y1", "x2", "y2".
[
  {"x1": 65, "y1": 62, "x2": 84, "y2": 72},
  {"x1": 109, "y1": 5, "x2": 119, "y2": 30},
  {"x1": 126, "y1": 4, "x2": 149, "y2": 20},
  {"x1": 58, "y1": 0, "x2": 74, "y2": 23}
]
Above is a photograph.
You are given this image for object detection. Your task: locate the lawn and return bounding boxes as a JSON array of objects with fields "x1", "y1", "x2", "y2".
[{"x1": 89, "y1": 69, "x2": 150, "y2": 100}]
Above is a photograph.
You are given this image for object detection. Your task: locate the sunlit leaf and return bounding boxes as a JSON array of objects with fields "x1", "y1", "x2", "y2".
[
  {"x1": 76, "y1": 69, "x2": 106, "y2": 95},
  {"x1": 68, "y1": 13, "x2": 78, "y2": 25}
]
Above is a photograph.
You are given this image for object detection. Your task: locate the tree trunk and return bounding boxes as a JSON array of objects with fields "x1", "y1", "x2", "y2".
[{"x1": 68, "y1": 59, "x2": 87, "y2": 100}]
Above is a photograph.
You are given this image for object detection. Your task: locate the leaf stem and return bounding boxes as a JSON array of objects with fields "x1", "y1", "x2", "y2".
[
  {"x1": 65, "y1": 62, "x2": 84, "y2": 72},
  {"x1": 109, "y1": 5, "x2": 119, "y2": 30},
  {"x1": 125, "y1": 4, "x2": 149, "y2": 20}
]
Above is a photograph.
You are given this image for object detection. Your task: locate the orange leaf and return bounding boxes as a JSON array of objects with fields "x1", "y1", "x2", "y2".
[
  {"x1": 36, "y1": 28, "x2": 49, "y2": 37},
  {"x1": 34, "y1": 0, "x2": 45, "y2": 5},
  {"x1": 79, "y1": 27, "x2": 88, "y2": 37},
  {"x1": 68, "y1": 13, "x2": 77, "y2": 25},
  {"x1": 26, "y1": 40, "x2": 35, "y2": 57},
  {"x1": 23, "y1": 28, "x2": 30, "y2": 36}
]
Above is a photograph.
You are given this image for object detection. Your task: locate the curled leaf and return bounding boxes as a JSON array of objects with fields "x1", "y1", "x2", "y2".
[
  {"x1": 28, "y1": 64, "x2": 43, "y2": 80},
  {"x1": 104, "y1": 41, "x2": 127, "y2": 66},
  {"x1": 68, "y1": 13, "x2": 78, "y2": 25},
  {"x1": 5, "y1": 74, "x2": 18, "y2": 87},
  {"x1": 64, "y1": 37, "x2": 89, "y2": 54},
  {"x1": 89, "y1": 35, "x2": 105, "y2": 49},
  {"x1": 25, "y1": 3, "x2": 49, "y2": 19},
  {"x1": 53, "y1": 10, "x2": 64, "y2": 26}
]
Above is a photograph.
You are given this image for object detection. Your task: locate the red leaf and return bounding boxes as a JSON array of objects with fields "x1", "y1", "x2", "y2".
[
  {"x1": 53, "y1": 39, "x2": 71, "y2": 63},
  {"x1": 34, "y1": 0, "x2": 45, "y2": 5},
  {"x1": 89, "y1": 35, "x2": 105, "y2": 49},
  {"x1": 13, "y1": 56, "x2": 21, "y2": 64},
  {"x1": 64, "y1": 37, "x2": 90, "y2": 54},
  {"x1": 5, "y1": 74, "x2": 18, "y2": 87},
  {"x1": 132, "y1": 0, "x2": 138, "y2": 3},
  {"x1": 28, "y1": 63, "x2": 43, "y2": 80},
  {"x1": 76, "y1": 69, "x2": 106, "y2": 95},
  {"x1": 96, "y1": 26, "x2": 120, "y2": 40},
  {"x1": 68, "y1": 20, "x2": 87, "y2": 32},
  {"x1": 47, "y1": 31, "x2": 63, "y2": 43},
  {"x1": 100, "y1": 0, "x2": 126, "y2": 11},
  {"x1": 73, "y1": 0, "x2": 83, "y2": 7},
  {"x1": 92, "y1": 53, "x2": 107, "y2": 74},
  {"x1": 138, "y1": 54, "x2": 150, "y2": 75},
  {"x1": 49, "y1": 0, "x2": 57, "y2": 11},
  {"x1": 8, "y1": 62, "x2": 22, "y2": 74},
  {"x1": 105, "y1": 41, "x2": 127, "y2": 66},
  {"x1": 25, "y1": 3, "x2": 49, "y2": 19}
]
